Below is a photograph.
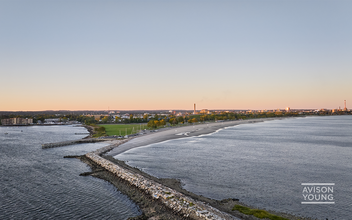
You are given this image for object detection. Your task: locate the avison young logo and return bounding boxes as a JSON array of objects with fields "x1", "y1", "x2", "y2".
[{"x1": 301, "y1": 183, "x2": 335, "y2": 204}]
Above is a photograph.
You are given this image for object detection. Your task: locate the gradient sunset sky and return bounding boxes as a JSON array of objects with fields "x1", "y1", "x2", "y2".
[{"x1": 1, "y1": 0, "x2": 351, "y2": 111}]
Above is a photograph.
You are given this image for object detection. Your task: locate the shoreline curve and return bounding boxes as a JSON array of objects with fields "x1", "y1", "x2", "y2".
[{"x1": 107, "y1": 118, "x2": 280, "y2": 157}]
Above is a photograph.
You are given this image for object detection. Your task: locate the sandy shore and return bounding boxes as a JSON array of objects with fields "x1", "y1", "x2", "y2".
[
  {"x1": 82, "y1": 117, "x2": 307, "y2": 220},
  {"x1": 108, "y1": 118, "x2": 277, "y2": 156}
]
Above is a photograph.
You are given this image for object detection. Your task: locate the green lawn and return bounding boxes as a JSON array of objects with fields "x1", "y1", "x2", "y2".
[{"x1": 99, "y1": 124, "x2": 147, "y2": 136}]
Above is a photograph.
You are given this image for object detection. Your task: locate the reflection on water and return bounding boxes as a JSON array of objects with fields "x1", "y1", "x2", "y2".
[
  {"x1": 0, "y1": 125, "x2": 141, "y2": 220},
  {"x1": 116, "y1": 116, "x2": 352, "y2": 220}
]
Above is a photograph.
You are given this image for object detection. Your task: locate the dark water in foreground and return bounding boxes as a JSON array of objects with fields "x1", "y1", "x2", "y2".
[
  {"x1": 0, "y1": 125, "x2": 141, "y2": 220},
  {"x1": 116, "y1": 116, "x2": 352, "y2": 220}
]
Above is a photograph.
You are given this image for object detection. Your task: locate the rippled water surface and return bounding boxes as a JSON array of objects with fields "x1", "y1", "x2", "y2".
[
  {"x1": 0, "y1": 125, "x2": 141, "y2": 220},
  {"x1": 116, "y1": 116, "x2": 352, "y2": 220}
]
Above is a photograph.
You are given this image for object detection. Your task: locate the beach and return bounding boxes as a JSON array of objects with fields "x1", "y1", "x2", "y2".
[
  {"x1": 108, "y1": 118, "x2": 277, "y2": 156},
  {"x1": 101, "y1": 117, "x2": 307, "y2": 219}
]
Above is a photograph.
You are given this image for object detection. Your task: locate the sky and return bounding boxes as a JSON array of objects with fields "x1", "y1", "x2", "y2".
[{"x1": 1, "y1": 0, "x2": 351, "y2": 111}]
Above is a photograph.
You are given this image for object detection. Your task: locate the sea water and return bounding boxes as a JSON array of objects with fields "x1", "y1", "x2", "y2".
[
  {"x1": 0, "y1": 125, "x2": 141, "y2": 220},
  {"x1": 115, "y1": 116, "x2": 352, "y2": 219}
]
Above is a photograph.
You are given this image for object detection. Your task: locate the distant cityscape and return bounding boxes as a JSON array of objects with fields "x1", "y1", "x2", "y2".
[{"x1": 0, "y1": 101, "x2": 350, "y2": 126}]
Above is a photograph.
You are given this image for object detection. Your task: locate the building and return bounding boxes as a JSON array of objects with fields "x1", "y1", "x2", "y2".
[
  {"x1": 44, "y1": 118, "x2": 61, "y2": 124},
  {"x1": 343, "y1": 100, "x2": 348, "y2": 111},
  {"x1": 1, "y1": 118, "x2": 33, "y2": 125},
  {"x1": 121, "y1": 113, "x2": 131, "y2": 119},
  {"x1": 199, "y1": 109, "x2": 209, "y2": 114},
  {"x1": 1, "y1": 119, "x2": 12, "y2": 125}
]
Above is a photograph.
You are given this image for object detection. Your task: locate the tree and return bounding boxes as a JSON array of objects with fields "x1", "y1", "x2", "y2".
[
  {"x1": 266, "y1": 112, "x2": 275, "y2": 118},
  {"x1": 191, "y1": 118, "x2": 198, "y2": 123},
  {"x1": 37, "y1": 115, "x2": 46, "y2": 123},
  {"x1": 275, "y1": 112, "x2": 283, "y2": 117},
  {"x1": 177, "y1": 116, "x2": 184, "y2": 123},
  {"x1": 154, "y1": 120, "x2": 160, "y2": 127},
  {"x1": 102, "y1": 116, "x2": 109, "y2": 123},
  {"x1": 84, "y1": 116, "x2": 97, "y2": 125},
  {"x1": 169, "y1": 118, "x2": 178, "y2": 125},
  {"x1": 95, "y1": 126, "x2": 106, "y2": 132},
  {"x1": 160, "y1": 119, "x2": 166, "y2": 126},
  {"x1": 147, "y1": 120, "x2": 157, "y2": 128}
]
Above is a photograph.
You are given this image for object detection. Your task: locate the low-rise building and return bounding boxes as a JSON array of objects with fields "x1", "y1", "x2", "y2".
[
  {"x1": 199, "y1": 109, "x2": 209, "y2": 114},
  {"x1": 44, "y1": 118, "x2": 63, "y2": 124},
  {"x1": 1, "y1": 118, "x2": 33, "y2": 125}
]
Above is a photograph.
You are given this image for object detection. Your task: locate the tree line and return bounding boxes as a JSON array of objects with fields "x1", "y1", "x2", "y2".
[{"x1": 1, "y1": 110, "x2": 350, "y2": 126}]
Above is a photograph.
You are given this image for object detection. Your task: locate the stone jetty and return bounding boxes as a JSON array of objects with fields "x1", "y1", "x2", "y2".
[
  {"x1": 86, "y1": 141, "x2": 239, "y2": 220},
  {"x1": 42, "y1": 138, "x2": 105, "y2": 149}
]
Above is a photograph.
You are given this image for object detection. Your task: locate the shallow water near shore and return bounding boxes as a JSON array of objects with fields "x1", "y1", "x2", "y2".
[
  {"x1": 115, "y1": 116, "x2": 352, "y2": 220},
  {"x1": 0, "y1": 125, "x2": 141, "y2": 220}
]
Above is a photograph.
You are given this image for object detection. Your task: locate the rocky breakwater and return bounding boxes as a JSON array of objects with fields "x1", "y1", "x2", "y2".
[
  {"x1": 42, "y1": 138, "x2": 105, "y2": 149},
  {"x1": 86, "y1": 144, "x2": 239, "y2": 220}
]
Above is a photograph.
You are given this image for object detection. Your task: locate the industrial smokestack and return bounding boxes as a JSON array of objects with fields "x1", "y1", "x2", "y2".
[
  {"x1": 344, "y1": 100, "x2": 347, "y2": 110},
  {"x1": 194, "y1": 103, "x2": 196, "y2": 114}
]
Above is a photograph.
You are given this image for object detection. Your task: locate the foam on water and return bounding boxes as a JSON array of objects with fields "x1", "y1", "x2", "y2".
[{"x1": 116, "y1": 116, "x2": 352, "y2": 220}]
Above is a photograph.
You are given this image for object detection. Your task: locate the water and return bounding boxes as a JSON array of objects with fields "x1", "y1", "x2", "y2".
[
  {"x1": 115, "y1": 116, "x2": 352, "y2": 220},
  {"x1": 0, "y1": 125, "x2": 141, "y2": 220}
]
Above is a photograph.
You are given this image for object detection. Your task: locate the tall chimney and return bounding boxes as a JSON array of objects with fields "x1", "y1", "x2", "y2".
[
  {"x1": 344, "y1": 100, "x2": 347, "y2": 110},
  {"x1": 194, "y1": 103, "x2": 196, "y2": 114}
]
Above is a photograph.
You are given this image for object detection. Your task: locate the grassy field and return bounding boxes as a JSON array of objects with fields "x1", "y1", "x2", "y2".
[{"x1": 99, "y1": 124, "x2": 148, "y2": 136}]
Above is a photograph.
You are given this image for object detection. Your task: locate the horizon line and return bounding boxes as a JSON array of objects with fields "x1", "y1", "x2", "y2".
[{"x1": 0, "y1": 108, "x2": 345, "y2": 112}]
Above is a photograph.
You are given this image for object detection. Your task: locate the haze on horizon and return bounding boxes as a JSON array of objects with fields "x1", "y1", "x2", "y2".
[{"x1": 1, "y1": 0, "x2": 351, "y2": 111}]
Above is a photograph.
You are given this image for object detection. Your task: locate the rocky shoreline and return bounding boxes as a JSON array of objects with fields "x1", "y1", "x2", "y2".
[
  {"x1": 84, "y1": 141, "x2": 238, "y2": 219},
  {"x1": 69, "y1": 118, "x2": 314, "y2": 220},
  {"x1": 79, "y1": 154, "x2": 187, "y2": 219},
  {"x1": 82, "y1": 124, "x2": 95, "y2": 138},
  {"x1": 68, "y1": 137, "x2": 310, "y2": 220}
]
